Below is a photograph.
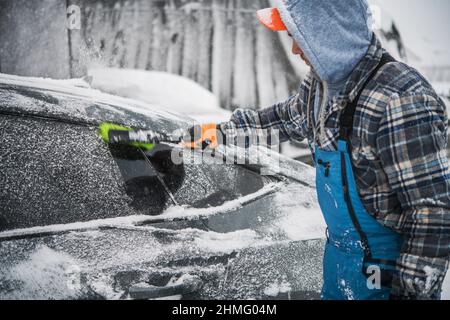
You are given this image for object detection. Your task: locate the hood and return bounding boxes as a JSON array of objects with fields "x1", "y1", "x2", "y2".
[{"x1": 276, "y1": 0, "x2": 373, "y2": 84}]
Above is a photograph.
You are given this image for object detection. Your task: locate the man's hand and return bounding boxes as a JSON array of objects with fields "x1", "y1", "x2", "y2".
[{"x1": 182, "y1": 124, "x2": 225, "y2": 150}]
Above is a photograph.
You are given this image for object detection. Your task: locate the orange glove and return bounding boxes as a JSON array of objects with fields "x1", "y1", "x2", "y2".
[{"x1": 182, "y1": 124, "x2": 224, "y2": 150}]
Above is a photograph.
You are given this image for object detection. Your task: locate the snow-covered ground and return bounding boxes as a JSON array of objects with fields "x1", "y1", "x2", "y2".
[{"x1": 88, "y1": 68, "x2": 232, "y2": 124}]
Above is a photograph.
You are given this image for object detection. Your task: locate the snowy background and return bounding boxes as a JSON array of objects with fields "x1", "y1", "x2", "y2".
[
  {"x1": 2, "y1": 0, "x2": 448, "y2": 159},
  {"x1": 1, "y1": 0, "x2": 449, "y2": 113}
]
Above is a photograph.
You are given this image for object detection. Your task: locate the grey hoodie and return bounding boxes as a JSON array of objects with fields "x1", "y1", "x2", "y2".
[{"x1": 276, "y1": 0, "x2": 373, "y2": 135}]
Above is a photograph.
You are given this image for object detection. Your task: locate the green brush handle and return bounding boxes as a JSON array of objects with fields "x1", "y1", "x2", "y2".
[{"x1": 98, "y1": 122, "x2": 159, "y2": 151}]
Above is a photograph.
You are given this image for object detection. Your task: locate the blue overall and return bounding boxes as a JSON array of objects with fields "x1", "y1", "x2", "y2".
[{"x1": 315, "y1": 54, "x2": 405, "y2": 300}]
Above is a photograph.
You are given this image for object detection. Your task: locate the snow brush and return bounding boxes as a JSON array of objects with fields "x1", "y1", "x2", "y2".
[
  {"x1": 99, "y1": 122, "x2": 181, "y2": 206},
  {"x1": 98, "y1": 122, "x2": 181, "y2": 150},
  {"x1": 98, "y1": 122, "x2": 216, "y2": 150}
]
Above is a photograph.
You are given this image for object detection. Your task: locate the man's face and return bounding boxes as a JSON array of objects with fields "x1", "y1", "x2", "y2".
[{"x1": 288, "y1": 33, "x2": 311, "y2": 67}]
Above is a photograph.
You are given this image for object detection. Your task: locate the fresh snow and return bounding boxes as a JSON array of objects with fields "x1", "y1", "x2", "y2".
[
  {"x1": 162, "y1": 183, "x2": 280, "y2": 220},
  {"x1": 0, "y1": 73, "x2": 91, "y2": 90},
  {"x1": 6, "y1": 246, "x2": 84, "y2": 300},
  {"x1": 0, "y1": 72, "x2": 189, "y2": 125},
  {"x1": 0, "y1": 183, "x2": 280, "y2": 240},
  {"x1": 193, "y1": 229, "x2": 268, "y2": 253},
  {"x1": 0, "y1": 179, "x2": 326, "y2": 243},
  {"x1": 88, "y1": 68, "x2": 231, "y2": 123},
  {"x1": 269, "y1": 183, "x2": 325, "y2": 241},
  {"x1": 263, "y1": 279, "x2": 292, "y2": 297}
]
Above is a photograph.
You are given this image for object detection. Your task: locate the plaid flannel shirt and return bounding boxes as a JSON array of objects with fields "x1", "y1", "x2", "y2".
[{"x1": 221, "y1": 36, "x2": 450, "y2": 299}]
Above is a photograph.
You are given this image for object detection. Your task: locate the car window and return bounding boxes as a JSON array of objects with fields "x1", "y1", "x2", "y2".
[
  {"x1": 0, "y1": 112, "x2": 268, "y2": 231},
  {"x1": 0, "y1": 114, "x2": 134, "y2": 231},
  {"x1": 110, "y1": 143, "x2": 267, "y2": 210},
  {"x1": 172, "y1": 151, "x2": 266, "y2": 208},
  {"x1": 108, "y1": 143, "x2": 185, "y2": 215}
]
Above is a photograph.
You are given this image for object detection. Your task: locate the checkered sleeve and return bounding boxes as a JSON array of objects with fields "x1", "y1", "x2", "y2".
[
  {"x1": 377, "y1": 92, "x2": 450, "y2": 299},
  {"x1": 220, "y1": 78, "x2": 311, "y2": 144}
]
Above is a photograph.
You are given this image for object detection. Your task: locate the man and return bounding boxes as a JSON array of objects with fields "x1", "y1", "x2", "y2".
[{"x1": 190, "y1": 0, "x2": 450, "y2": 300}]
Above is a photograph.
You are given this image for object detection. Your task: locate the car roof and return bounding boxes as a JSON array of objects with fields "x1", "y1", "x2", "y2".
[{"x1": 0, "y1": 73, "x2": 191, "y2": 134}]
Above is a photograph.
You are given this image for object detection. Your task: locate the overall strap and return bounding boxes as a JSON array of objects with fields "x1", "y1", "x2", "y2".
[
  {"x1": 337, "y1": 53, "x2": 398, "y2": 277},
  {"x1": 339, "y1": 53, "x2": 396, "y2": 142}
]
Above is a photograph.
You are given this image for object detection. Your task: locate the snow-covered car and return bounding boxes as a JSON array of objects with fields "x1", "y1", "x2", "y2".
[{"x1": 0, "y1": 73, "x2": 326, "y2": 300}]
